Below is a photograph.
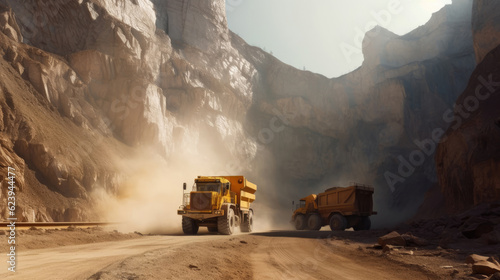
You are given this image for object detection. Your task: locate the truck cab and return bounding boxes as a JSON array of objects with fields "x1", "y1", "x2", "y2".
[
  {"x1": 291, "y1": 194, "x2": 321, "y2": 230},
  {"x1": 178, "y1": 176, "x2": 256, "y2": 235}
]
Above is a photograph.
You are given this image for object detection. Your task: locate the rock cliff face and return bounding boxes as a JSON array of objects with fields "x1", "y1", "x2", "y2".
[
  {"x1": 0, "y1": 0, "x2": 257, "y2": 222},
  {"x1": 0, "y1": 0, "x2": 480, "y2": 224},
  {"x1": 239, "y1": 0, "x2": 475, "y2": 222},
  {"x1": 436, "y1": 1, "x2": 500, "y2": 213},
  {"x1": 472, "y1": 0, "x2": 500, "y2": 64}
]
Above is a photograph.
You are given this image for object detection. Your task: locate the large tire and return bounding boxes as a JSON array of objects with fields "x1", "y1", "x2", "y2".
[
  {"x1": 207, "y1": 227, "x2": 218, "y2": 233},
  {"x1": 218, "y1": 207, "x2": 235, "y2": 235},
  {"x1": 294, "y1": 214, "x2": 306, "y2": 230},
  {"x1": 182, "y1": 217, "x2": 199, "y2": 235},
  {"x1": 329, "y1": 214, "x2": 347, "y2": 231},
  {"x1": 353, "y1": 216, "x2": 371, "y2": 231},
  {"x1": 307, "y1": 214, "x2": 322, "y2": 231},
  {"x1": 241, "y1": 211, "x2": 253, "y2": 233}
]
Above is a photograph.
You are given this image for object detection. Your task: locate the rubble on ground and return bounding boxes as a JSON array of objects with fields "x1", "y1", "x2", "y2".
[{"x1": 467, "y1": 254, "x2": 500, "y2": 276}]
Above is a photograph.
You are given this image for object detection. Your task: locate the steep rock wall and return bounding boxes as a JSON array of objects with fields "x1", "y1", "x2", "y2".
[
  {"x1": 0, "y1": 0, "x2": 257, "y2": 221},
  {"x1": 472, "y1": 0, "x2": 500, "y2": 64},
  {"x1": 435, "y1": 0, "x2": 500, "y2": 213}
]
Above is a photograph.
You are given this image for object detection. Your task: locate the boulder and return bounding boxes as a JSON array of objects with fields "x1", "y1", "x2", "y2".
[
  {"x1": 402, "y1": 233, "x2": 430, "y2": 246},
  {"x1": 461, "y1": 217, "x2": 495, "y2": 239},
  {"x1": 378, "y1": 231, "x2": 407, "y2": 247},
  {"x1": 473, "y1": 260, "x2": 500, "y2": 275},
  {"x1": 467, "y1": 254, "x2": 491, "y2": 264}
]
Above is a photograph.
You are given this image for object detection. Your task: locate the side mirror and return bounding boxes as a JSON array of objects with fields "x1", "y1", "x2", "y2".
[{"x1": 183, "y1": 183, "x2": 186, "y2": 190}]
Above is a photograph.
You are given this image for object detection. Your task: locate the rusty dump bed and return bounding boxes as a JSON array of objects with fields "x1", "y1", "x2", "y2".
[{"x1": 317, "y1": 184, "x2": 376, "y2": 216}]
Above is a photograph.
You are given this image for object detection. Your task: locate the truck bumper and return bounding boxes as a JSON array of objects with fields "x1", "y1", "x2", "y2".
[{"x1": 178, "y1": 209, "x2": 224, "y2": 220}]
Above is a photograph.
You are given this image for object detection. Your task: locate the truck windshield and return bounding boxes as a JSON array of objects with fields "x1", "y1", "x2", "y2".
[
  {"x1": 295, "y1": 200, "x2": 306, "y2": 210},
  {"x1": 196, "y1": 183, "x2": 221, "y2": 192}
]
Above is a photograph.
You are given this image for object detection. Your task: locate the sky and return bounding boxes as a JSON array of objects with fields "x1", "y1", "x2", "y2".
[{"x1": 226, "y1": 0, "x2": 452, "y2": 78}]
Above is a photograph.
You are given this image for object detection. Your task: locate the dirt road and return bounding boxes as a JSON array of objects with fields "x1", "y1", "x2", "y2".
[
  {"x1": 1, "y1": 230, "x2": 435, "y2": 280},
  {"x1": 251, "y1": 231, "x2": 433, "y2": 280},
  {"x1": 0, "y1": 234, "x2": 226, "y2": 280}
]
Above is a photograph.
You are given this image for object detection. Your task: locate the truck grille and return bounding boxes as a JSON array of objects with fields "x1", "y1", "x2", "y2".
[{"x1": 190, "y1": 193, "x2": 212, "y2": 211}]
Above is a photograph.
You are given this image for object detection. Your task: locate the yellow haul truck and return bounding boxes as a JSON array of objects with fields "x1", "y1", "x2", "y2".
[
  {"x1": 292, "y1": 184, "x2": 376, "y2": 231},
  {"x1": 177, "y1": 176, "x2": 257, "y2": 235}
]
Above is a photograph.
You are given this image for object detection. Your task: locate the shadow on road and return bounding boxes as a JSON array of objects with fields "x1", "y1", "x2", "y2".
[
  {"x1": 158, "y1": 229, "x2": 390, "y2": 246},
  {"x1": 250, "y1": 229, "x2": 389, "y2": 245}
]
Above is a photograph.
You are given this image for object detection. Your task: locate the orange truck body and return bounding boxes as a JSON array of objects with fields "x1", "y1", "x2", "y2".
[{"x1": 292, "y1": 184, "x2": 377, "y2": 231}]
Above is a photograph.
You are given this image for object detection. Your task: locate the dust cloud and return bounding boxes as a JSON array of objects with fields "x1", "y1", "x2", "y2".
[
  {"x1": 91, "y1": 131, "x2": 284, "y2": 234},
  {"x1": 92, "y1": 145, "x2": 237, "y2": 234}
]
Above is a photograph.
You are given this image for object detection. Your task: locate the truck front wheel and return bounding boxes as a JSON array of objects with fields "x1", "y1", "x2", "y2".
[
  {"x1": 307, "y1": 214, "x2": 322, "y2": 231},
  {"x1": 182, "y1": 217, "x2": 199, "y2": 235},
  {"x1": 218, "y1": 207, "x2": 235, "y2": 235},
  {"x1": 241, "y1": 211, "x2": 253, "y2": 232},
  {"x1": 294, "y1": 214, "x2": 306, "y2": 230},
  {"x1": 329, "y1": 214, "x2": 347, "y2": 231}
]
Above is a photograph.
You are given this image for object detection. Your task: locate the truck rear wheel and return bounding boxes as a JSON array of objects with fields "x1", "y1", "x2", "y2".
[
  {"x1": 329, "y1": 214, "x2": 347, "y2": 231},
  {"x1": 241, "y1": 211, "x2": 253, "y2": 232},
  {"x1": 294, "y1": 214, "x2": 306, "y2": 230},
  {"x1": 182, "y1": 217, "x2": 199, "y2": 235},
  {"x1": 307, "y1": 214, "x2": 322, "y2": 230},
  {"x1": 353, "y1": 216, "x2": 371, "y2": 231},
  {"x1": 218, "y1": 207, "x2": 235, "y2": 235}
]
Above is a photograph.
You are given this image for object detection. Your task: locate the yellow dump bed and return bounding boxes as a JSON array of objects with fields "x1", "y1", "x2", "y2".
[
  {"x1": 220, "y1": 176, "x2": 256, "y2": 210},
  {"x1": 196, "y1": 175, "x2": 256, "y2": 209}
]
